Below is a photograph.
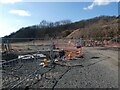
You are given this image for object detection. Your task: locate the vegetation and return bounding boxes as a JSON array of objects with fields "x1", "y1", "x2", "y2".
[{"x1": 2, "y1": 16, "x2": 119, "y2": 42}]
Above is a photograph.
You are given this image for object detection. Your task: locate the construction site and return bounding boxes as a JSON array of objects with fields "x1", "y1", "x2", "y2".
[
  {"x1": 0, "y1": 1, "x2": 119, "y2": 89},
  {"x1": 0, "y1": 38, "x2": 119, "y2": 89}
]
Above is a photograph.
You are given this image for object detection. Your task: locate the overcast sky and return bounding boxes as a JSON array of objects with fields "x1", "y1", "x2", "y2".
[{"x1": 0, "y1": 0, "x2": 118, "y2": 37}]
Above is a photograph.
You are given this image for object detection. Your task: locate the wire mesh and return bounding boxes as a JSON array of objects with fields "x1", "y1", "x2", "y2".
[
  {"x1": 1, "y1": 38, "x2": 53, "y2": 89},
  {"x1": 0, "y1": 37, "x2": 102, "y2": 89}
]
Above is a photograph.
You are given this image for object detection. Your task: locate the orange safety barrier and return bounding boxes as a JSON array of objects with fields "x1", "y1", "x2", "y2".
[{"x1": 64, "y1": 47, "x2": 82, "y2": 59}]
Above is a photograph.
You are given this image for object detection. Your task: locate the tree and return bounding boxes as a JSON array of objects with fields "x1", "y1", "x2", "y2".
[
  {"x1": 60, "y1": 20, "x2": 71, "y2": 25},
  {"x1": 39, "y1": 20, "x2": 49, "y2": 28}
]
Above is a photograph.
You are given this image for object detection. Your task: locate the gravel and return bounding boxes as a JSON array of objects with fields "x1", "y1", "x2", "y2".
[{"x1": 2, "y1": 47, "x2": 118, "y2": 89}]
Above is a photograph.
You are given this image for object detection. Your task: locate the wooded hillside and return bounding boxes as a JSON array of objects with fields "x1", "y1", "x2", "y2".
[{"x1": 3, "y1": 16, "x2": 119, "y2": 42}]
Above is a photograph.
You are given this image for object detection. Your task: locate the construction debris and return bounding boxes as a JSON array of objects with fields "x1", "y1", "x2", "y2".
[
  {"x1": 33, "y1": 54, "x2": 46, "y2": 58},
  {"x1": 18, "y1": 55, "x2": 34, "y2": 60}
]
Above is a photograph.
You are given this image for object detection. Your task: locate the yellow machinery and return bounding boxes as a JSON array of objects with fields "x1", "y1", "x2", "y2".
[{"x1": 43, "y1": 58, "x2": 48, "y2": 67}]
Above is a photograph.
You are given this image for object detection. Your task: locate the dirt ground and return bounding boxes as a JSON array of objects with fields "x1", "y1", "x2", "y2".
[{"x1": 2, "y1": 46, "x2": 119, "y2": 89}]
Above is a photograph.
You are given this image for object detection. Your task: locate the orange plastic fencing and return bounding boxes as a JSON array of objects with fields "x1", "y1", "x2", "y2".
[{"x1": 55, "y1": 39, "x2": 83, "y2": 59}]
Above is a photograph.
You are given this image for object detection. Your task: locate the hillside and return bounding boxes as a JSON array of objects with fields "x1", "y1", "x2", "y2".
[
  {"x1": 67, "y1": 17, "x2": 119, "y2": 40},
  {"x1": 3, "y1": 16, "x2": 119, "y2": 42}
]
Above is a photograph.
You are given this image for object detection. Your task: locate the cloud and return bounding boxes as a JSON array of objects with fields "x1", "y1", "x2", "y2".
[
  {"x1": 0, "y1": 0, "x2": 22, "y2": 4},
  {"x1": 83, "y1": 3, "x2": 95, "y2": 10},
  {"x1": 83, "y1": 0, "x2": 120, "y2": 10},
  {"x1": 9, "y1": 9, "x2": 31, "y2": 16}
]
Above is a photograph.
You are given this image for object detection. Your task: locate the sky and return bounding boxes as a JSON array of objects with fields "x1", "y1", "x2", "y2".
[{"x1": 0, "y1": 0, "x2": 119, "y2": 37}]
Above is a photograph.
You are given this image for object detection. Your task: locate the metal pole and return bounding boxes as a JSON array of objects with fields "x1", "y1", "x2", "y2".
[{"x1": 50, "y1": 38, "x2": 54, "y2": 65}]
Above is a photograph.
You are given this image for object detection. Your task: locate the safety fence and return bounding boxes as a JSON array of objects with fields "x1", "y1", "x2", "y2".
[
  {"x1": 1, "y1": 38, "x2": 82, "y2": 89},
  {"x1": 1, "y1": 38, "x2": 53, "y2": 89},
  {"x1": 2, "y1": 54, "x2": 45, "y2": 88}
]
